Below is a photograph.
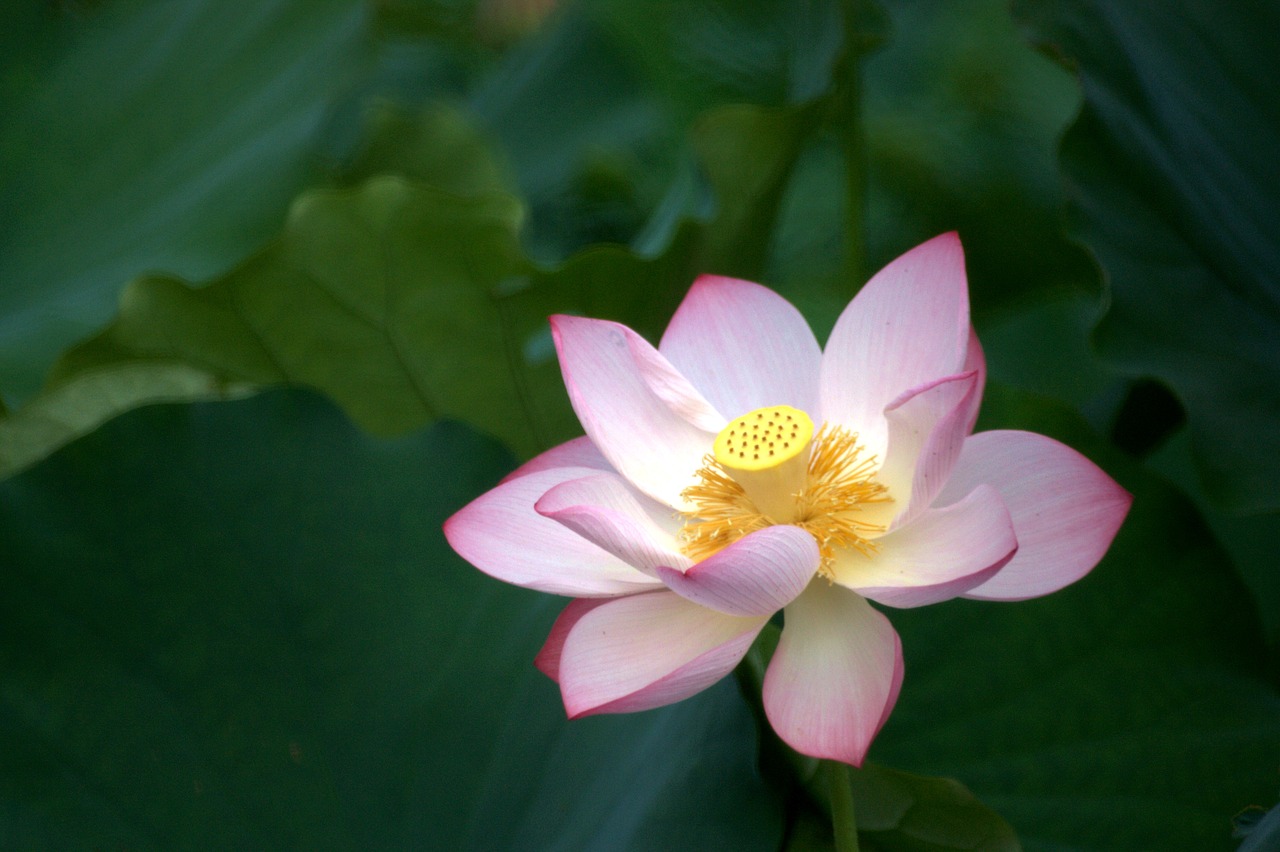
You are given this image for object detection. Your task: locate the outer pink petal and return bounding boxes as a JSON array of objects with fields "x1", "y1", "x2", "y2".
[
  {"x1": 962, "y1": 326, "x2": 986, "y2": 435},
  {"x1": 818, "y1": 233, "x2": 971, "y2": 461},
  {"x1": 534, "y1": 598, "x2": 607, "y2": 682},
  {"x1": 656, "y1": 525, "x2": 819, "y2": 616},
  {"x1": 877, "y1": 371, "x2": 979, "y2": 529},
  {"x1": 536, "y1": 473, "x2": 689, "y2": 576},
  {"x1": 832, "y1": 484, "x2": 1017, "y2": 608},
  {"x1": 551, "y1": 315, "x2": 722, "y2": 510},
  {"x1": 443, "y1": 467, "x2": 661, "y2": 597},
  {"x1": 558, "y1": 590, "x2": 767, "y2": 718},
  {"x1": 937, "y1": 431, "x2": 1133, "y2": 601},
  {"x1": 501, "y1": 436, "x2": 612, "y2": 484},
  {"x1": 763, "y1": 583, "x2": 903, "y2": 766},
  {"x1": 658, "y1": 275, "x2": 823, "y2": 417}
]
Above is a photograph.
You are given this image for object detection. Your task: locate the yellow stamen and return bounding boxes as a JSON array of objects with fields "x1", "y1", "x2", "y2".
[{"x1": 680, "y1": 413, "x2": 891, "y2": 579}]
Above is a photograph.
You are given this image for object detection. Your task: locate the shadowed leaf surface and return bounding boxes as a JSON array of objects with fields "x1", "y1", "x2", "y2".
[
  {"x1": 874, "y1": 387, "x2": 1280, "y2": 851},
  {"x1": 0, "y1": 389, "x2": 783, "y2": 850},
  {"x1": 0, "y1": 0, "x2": 369, "y2": 402},
  {"x1": 1014, "y1": 0, "x2": 1280, "y2": 513}
]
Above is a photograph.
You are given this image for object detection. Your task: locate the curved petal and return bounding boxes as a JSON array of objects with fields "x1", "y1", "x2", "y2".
[
  {"x1": 962, "y1": 326, "x2": 986, "y2": 435},
  {"x1": 819, "y1": 233, "x2": 971, "y2": 461},
  {"x1": 551, "y1": 315, "x2": 722, "y2": 510},
  {"x1": 832, "y1": 484, "x2": 1017, "y2": 608},
  {"x1": 558, "y1": 590, "x2": 767, "y2": 718},
  {"x1": 763, "y1": 583, "x2": 903, "y2": 766},
  {"x1": 536, "y1": 473, "x2": 689, "y2": 576},
  {"x1": 656, "y1": 525, "x2": 819, "y2": 616},
  {"x1": 535, "y1": 598, "x2": 607, "y2": 682},
  {"x1": 877, "y1": 371, "x2": 979, "y2": 529},
  {"x1": 659, "y1": 275, "x2": 822, "y2": 417},
  {"x1": 937, "y1": 431, "x2": 1133, "y2": 600},
  {"x1": 443, "y1": 467, "x2": 661, "y2": 597},
  {"x1": 502, "y1": 436, "x2": 612, "y2": 484}
]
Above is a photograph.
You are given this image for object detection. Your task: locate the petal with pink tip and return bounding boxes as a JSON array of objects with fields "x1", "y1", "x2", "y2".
[
  {"x1": 937, "y1": 431, "x2": 1133, "y2": 600},
  {"x1": 877, "y1": 371, "x2": 979, "y2": 528},
  {"x1": 656, "y1": 525, "x2": 820, "y2": 616},
  {"x1": 536, "y1": 473, "x2": 689, "y2": 576},
  {"x1": 443, "y1": 467, "x2": 661, "y2": 597},
  {"x1": 558, "y1": 590, "x2": 767, "y2": 718},
  {"x1": 659, "y1": 275, "x2": 823, "y2": 417},
  {"x1": 551, "y1": 315, "x2": 722, "y2": 510},
  {"x1": 832, "y1": 484, "x2": 1017, "y2": 608},
  {"x1": 763, "y1": 583, "x2": 903, "y2": 766},
  {"x1": 501, "y1": 436, "x2": 612, "y2": 483},
  {"x1": 534, "y1": 598, "x2": 607, "y2": 682},
  {"x1": 819, "y1": 233, "x2": 971, "y2": 460}
]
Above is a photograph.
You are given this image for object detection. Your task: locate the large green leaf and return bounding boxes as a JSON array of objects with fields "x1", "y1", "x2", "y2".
[
  {"x1": 0, "y1": 178, "x2": 532, "y2": 468},
  {"x1": 873, "y1": 386, "x2": 1280, "y2": 851},
  {"x1": 0, "y1": 0, "x2": 369, "y2": 404},
  {"x1": 0, "y1": 100, "x2": 813, "y2": 478},
  {"x1": 1013, "y1": 0, "x2": 1280, "y2": 513},
  {"x1": 0, "y1": 389, "x2": 782, "y2": 850}
]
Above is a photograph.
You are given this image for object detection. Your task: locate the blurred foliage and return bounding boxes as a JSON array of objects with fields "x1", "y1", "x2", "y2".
[
  {"x1": 0, "y1": 390, "x2": 782, "y2": 850},
  {"x1": 1, "y1": 0, "x2": 1277, "y2": 849},
  {"x1": 1015, "y1": 0, "x2": 1280, "y2": 516},
  {"x1": 0, "y1": 0, "x2": 369, "y2": 403},
  {"x1": 1013, "y1": 0, "x2": 1280, "y2": 646},
  {"x1": 879, "y1": 386, "x2": 1280, "y2": 851}
]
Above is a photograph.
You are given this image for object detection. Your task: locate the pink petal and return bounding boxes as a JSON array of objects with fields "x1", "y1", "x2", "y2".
[
  {"x1": 551, "y1": 315, "x2": 722, "y2": 510},
  {"x1": 558, "y1": 590, "x2": 767, "y2": 718},
  {"x1": 501, "y1": 436, "x2": 612, "y2": 484},
  {"x1": 763, "y1": 583, "x2": 903, "y2": 766},
  {"x1": 818, "y1": 233, "x2": 971, "y2": 461},
  {"x1": 534, "y1": 598, "x2": 607, "y2": 682},
  {"x1": 656, "y1": 525, "x2": 820, "y2": 616},
  {"x1": 937, "y1": 431, "x2": 1133, "y2": 600},
  {"x1": 832, "y1": 484, "x2": 1017, "y2": 608},
  {"x1": 877, "y1": 371, "x2": 979, "y2": 528},
  {"x1": 443, "y1": 466, "x2": 661, "y2": 597},
  {"x1": 536, "y1": 473, "x2": 689, "y2": 576},
  {"x1": 962, "y1": 326, "x2": 986, "y2": 435},
  {"x1": 658, "y1": 275, "x2": 823, "y2": 417}
]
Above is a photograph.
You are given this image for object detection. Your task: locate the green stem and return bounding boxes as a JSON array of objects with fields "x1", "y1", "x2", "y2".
[{"x1": 824, "y1": 759, "x2": 860, "y2": 852}]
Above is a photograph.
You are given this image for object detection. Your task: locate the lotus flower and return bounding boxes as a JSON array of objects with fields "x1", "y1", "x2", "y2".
[{"x1": 444, "y1": 233, "x2": 1131, "y2": 766}]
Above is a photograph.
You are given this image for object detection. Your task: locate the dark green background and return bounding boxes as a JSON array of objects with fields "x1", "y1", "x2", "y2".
[{"x1": 2, "y1": 1, "x2": 1276, "y2": 849}]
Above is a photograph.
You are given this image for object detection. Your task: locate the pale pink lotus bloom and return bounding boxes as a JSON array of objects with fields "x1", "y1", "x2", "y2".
[{"x1": 445, "y1": 233, "x2": 1131, "y2": 766}]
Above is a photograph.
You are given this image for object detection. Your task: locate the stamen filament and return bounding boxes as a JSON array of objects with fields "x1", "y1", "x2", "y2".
[{"x1": 680, "y1": 419, "x2": 891, "y2": 579}]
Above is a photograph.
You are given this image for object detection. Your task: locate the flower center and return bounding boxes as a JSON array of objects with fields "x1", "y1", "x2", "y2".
[
  {"x1": 680, "y1": 405, "x2": 891, "y2": 579},
  {"x1": 712, "y1": 405, "x2": 815, "y2": 521}
]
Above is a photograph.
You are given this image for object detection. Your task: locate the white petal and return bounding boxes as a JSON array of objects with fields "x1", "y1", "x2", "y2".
[
  {"x1": 558, "y1": 591, "x2": 766, "y2": 717},
  {"x1": 443, "y1": 467, "x2": 660, "y2": 597},
  {"x1": 551, "y1": 315, "x2": 722, "y2": 510},
  {"x1": 938, "y1": 431, "x2": 1132, "y2": 600},
  {"x1": 763, "y1": 583, "x2": 903, "y2": 766},
  {"x1": 877, "y1": 372, "x2": 979, "y2": 528},
  {"x1": 832, "y1": 484, "x2": 1017, "y2": 608},
  {"x1": 502, "y1": 436, "x2": 612, "y2": 483},
  {"x1": 536, "y1": 472, "x2": 689, "y2": 576},
  {"x1": 819, "y1": 233, "x2": 971, "y2": 461},
  {"x1": 659, "y1": 275, "x2": 822, "y2": 417},
  {"x1": 657, "y1": 525, "x2": 820, "y2": 616}
]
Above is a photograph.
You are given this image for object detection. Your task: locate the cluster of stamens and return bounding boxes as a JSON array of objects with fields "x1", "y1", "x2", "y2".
[{"x1": 680, "y1": 405, "x2": 890, "y2": 579}]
